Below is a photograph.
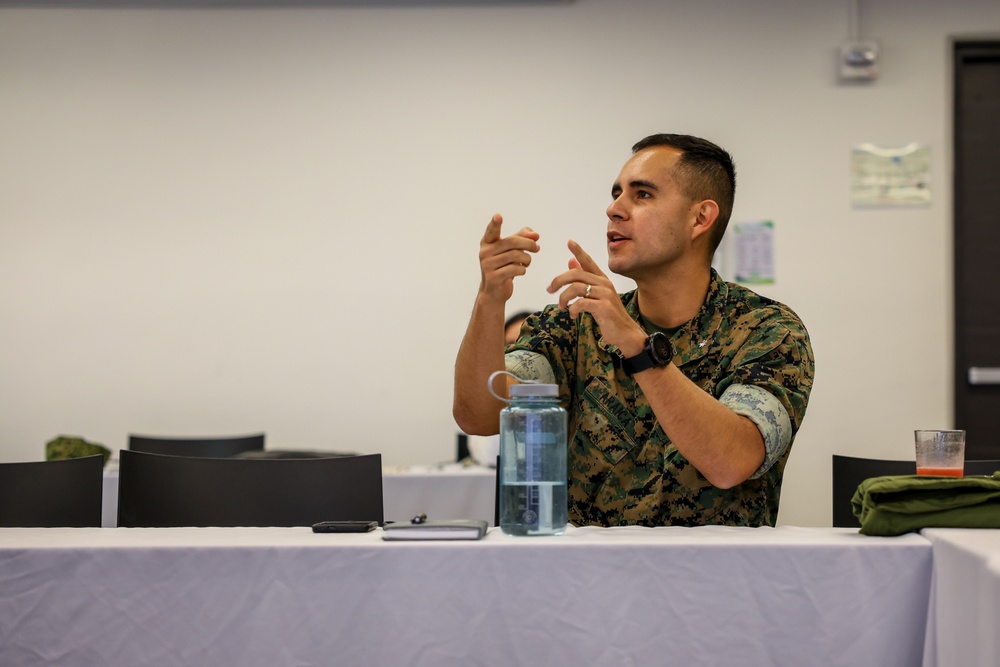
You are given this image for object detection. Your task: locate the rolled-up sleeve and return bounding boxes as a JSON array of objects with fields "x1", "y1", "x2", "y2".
[
  {"x1": 504, "y1": 349, "x2": 557, "y2": 385},
  {"x1": 721, "y1": 383, "x2": 793, "y2": 479}
]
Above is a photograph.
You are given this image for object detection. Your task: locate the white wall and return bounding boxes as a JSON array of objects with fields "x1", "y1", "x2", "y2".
[{"x1": 2, "y1": 0, "x2": 998, "y2": 526}]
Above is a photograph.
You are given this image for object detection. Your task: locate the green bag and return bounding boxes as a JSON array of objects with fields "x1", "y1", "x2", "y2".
[
  {"x1": 45, "y1": 435, "x2": 111, "y2": 465},
  {"x1": 851, "y1": 471, "x2": 1000, "y2": 536}
]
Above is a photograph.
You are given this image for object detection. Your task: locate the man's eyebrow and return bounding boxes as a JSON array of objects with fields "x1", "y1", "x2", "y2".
[
  {"x1": 611, "y1": 179, "x2": 660, "y2": 196},
  {"x1": 630, "y1": 179, "x2": 660, "y2": 192}
]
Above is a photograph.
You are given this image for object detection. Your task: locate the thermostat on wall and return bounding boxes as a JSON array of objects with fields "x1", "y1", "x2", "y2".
[{"x1": 840, "y1": 41, "x2": 879, "y2": 81}]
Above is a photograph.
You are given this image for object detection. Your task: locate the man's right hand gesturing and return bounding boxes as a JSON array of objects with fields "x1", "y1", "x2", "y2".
[{"x1": 478, "y1": 213, "x2": 541, "y2": 303}]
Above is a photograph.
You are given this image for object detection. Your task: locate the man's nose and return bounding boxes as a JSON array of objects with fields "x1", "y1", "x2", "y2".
[{"x1": 607, "y1": 196, "x2": 627, "y2": 220}]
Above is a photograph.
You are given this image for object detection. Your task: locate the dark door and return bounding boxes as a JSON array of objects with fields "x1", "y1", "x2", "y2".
[{"x1": 954, "y1": 40, "x2": 1000, "y2": 460}]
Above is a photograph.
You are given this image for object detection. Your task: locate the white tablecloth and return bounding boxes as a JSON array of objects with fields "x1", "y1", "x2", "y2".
[
  {"x1": 0, "y1": 526, "x2": 932, "y2": 667},
  {"x1": 101, "y1": 463, "x2": 497, "y2": 527},
  {"x1": 921, "y1": 528, "x2": 1000, "y2": 667}
]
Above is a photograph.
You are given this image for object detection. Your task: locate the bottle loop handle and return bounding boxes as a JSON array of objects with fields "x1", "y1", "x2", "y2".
[{"x1": 487, "y1": 369, "x2": 534, "y2": 404}]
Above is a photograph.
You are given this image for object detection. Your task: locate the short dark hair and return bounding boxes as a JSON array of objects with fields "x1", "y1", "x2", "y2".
[
  {"x1": 504, "y1": 311, "x2": 533, "y2": 331},
  {"x1": 631, "y1": 133, "x2": 736, "y2": 254}
]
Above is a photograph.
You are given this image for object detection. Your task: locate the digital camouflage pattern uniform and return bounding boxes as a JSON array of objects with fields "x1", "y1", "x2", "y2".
[{"x1": 506, "y1": 270, "x2": 814, "y2": 527}]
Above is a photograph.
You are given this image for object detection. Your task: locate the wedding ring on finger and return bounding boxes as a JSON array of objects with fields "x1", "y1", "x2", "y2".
[{"x1": 584, "y1": 284, "x2": 593, "y2": 298}]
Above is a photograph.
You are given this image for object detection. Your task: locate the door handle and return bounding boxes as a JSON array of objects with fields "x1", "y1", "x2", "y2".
[{"x1": 968, "y1": 367, "x2": 1000, "y2": 385}]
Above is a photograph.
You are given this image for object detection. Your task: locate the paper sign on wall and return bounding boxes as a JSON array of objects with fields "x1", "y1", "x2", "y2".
[
  {"x1": 850, "y1": 143, "x2": 931, "y2": 207},
  {"x1": 733, "y1": 220, "x2": 775, "y2": 285}
]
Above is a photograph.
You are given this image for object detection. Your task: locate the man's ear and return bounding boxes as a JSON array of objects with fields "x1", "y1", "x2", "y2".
[{"x1": 690, "y1": 199, "x2": 720, "y2": 243}]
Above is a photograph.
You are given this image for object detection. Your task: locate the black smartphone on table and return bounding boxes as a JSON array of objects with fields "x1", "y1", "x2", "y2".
[{"x1": 311, "y1": 520, "x2": 379, "y2": 533}]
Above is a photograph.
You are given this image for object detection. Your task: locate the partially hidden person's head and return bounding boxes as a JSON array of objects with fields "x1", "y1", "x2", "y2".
[
  {"x1": 504, "y1": 311, "x2": 532, "y2": 345},
  {"x1": 630, "y1": 133, "x2": 736, "y2": 258}
]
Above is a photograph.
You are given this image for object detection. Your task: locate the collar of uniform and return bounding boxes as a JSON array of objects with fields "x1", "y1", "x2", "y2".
[
  {"x1": 673, "y1": 270, "x2": 727, "y2": 365},
  {"x1": 596, "y1": 270, "x2": 726, "y2": 365}
]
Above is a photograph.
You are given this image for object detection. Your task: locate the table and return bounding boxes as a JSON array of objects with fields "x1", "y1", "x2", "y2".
[
  {"x1": 921, "y1": 528, "x2": 1000, "y2": 667},
  {"x1": 0, "y1": 526, "x2": 932, "y2": 667},
  {"x1": 101, "y1": 463, "x2": 497, "y2": 527},
  {"x1": 381, "y1": 463, "x2": 496, "y2": 524}
]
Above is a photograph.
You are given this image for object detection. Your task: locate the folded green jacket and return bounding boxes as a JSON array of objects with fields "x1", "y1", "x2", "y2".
[{"x1": 851, "y1": 471, "x2": 1000, "y2": 536}]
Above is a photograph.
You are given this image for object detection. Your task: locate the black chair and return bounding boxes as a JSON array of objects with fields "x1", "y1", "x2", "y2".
[
  {"x1": 831, "y1": 454, "x2": 1000, "y2": 527},
  {"x1": 456, "y1": 433, "x2": 470, "y2": 462},
  {"x1": 128, "y1": 433, "x2": 265, "y2": 458},
  {"x1": 235, "y1": 449, "x2": 358, "y2": 459},
  {"x1": 0, "y1": 455, "x2": 104, "y2": 527},
  {"x1": 118, "y1": 450, "x2": 383, "y2": 527}
]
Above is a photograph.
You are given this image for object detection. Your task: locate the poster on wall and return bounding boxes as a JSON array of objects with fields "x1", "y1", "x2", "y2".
[
  {"x1": 733, "y1": 220, "x2": 775, "y2": 285},
  {"x1": 850, "y1": 143, "x2": 931, "y2": 207}
]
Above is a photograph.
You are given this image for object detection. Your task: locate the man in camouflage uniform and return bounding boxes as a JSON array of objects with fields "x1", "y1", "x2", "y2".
[{"x1": 453, "y1": 134, "x2": 814, "y2": 527}]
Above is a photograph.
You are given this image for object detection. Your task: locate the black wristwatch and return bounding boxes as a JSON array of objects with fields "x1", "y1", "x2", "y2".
[{"x1": 621, "y1": 331, "x2": 674, "y2": 376}]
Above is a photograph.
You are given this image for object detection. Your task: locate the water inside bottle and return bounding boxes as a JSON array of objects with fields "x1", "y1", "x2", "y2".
[
  {"x1": 499, "y1": 480, "x2": 568, "y2": 536},
  {"x1": 499, "y1": 403, "x2": 567, "y2": 536}
]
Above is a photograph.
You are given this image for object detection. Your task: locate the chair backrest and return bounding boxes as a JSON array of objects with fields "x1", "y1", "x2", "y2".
[
  {"x1": 117, "y1": 450, "x2": 383, "y2": 527},
  {"x1": 0, "y1": 455, "x2": 104, "y2": 527},
  {"x1": 128, "y1": 433, "x2": 265, "y2": 458},
  {"x1": 831, "y1": 455, "x2": 1000, "y2": 527}
]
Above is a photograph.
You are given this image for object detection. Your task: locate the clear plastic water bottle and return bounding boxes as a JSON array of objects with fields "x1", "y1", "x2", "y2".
[{"x1": 489, "y1": 371, "x2": 567, "y2": 536}]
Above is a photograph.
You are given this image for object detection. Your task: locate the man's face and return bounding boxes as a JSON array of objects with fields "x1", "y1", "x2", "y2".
[{"x1": 605, "y1": 146, "x2": 701, "y2": 281}]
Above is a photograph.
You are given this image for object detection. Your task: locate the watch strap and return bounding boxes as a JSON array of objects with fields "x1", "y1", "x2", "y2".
[
  {"x1": 621, "y1": 332, "x2": 673, "y2": 376},
  {"x1": 621, "y1": 348, "x2": 658, "y2": 375}
]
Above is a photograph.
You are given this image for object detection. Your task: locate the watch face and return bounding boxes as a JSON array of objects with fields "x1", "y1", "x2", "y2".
[{"x1": 650, "y1": 333, "x2": 673, "y2": 363}]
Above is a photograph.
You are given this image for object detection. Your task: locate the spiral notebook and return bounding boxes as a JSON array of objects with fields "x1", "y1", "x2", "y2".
[{"x1": 382, "y1": 519, "x2": 488, "y2": 541}]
